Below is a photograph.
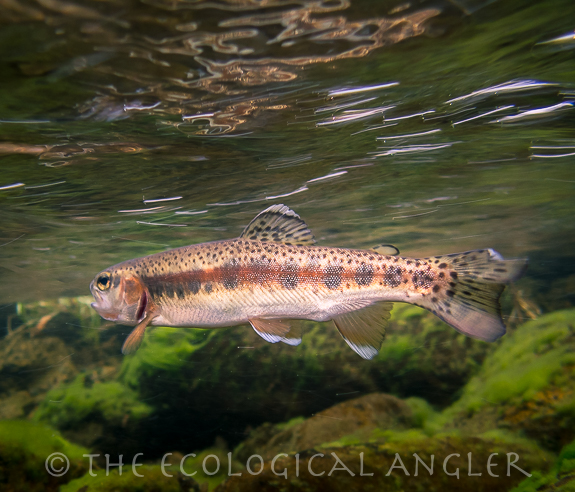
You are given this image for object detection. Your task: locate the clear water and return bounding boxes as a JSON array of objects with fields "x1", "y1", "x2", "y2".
[{"x1": 0, "y1": 0, "x2": 574, "y2": 489}]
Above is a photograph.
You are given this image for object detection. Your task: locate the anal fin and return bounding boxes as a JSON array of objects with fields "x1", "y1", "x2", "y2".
[
  {"x1": 332, "y1": 302, "x2": 393, "y2": 360},
  {"x1": 250, "y1": 318, "x2": 303, "y2": 346}
]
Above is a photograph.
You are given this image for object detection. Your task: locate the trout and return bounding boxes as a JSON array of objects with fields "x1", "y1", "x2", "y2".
[{"x1": 90, "y1": 204, "x2": 527, "y2": 357}]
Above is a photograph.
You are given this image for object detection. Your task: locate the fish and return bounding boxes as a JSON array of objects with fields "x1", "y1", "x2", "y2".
[{"x1": 90, "y1": 204, "x2": 527, "y2": 358}]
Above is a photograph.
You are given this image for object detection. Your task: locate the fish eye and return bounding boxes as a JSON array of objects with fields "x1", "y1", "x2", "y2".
[{"x1": 96, "y1": 273, "x2": 112, "y2": 291}]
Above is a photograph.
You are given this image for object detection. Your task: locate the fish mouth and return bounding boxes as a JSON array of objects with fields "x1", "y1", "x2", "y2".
[
  {"x1": 90, "y1": 290, "x2": 120, "y2": 321},
  {"x1": 91, "y1": 302, "x2": 119, "y2": 321}
]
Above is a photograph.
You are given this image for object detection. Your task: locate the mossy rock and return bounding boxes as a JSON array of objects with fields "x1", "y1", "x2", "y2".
[
  {"x1": 216, "y1": 433, "x2": 552, "y2": 492},
  {"x1": 33, "y1": 373, "x2": 152, "y2": 451},
  {"x1": 511, "y1": 439, "x2": 575, "y2": 491},
  {"x1": 441, "y1": 309, "x2": 575, "y2": 451},
  {"x1": 60, "y1": 464, "x2": 201, "y2": 492},
  {"x1": 0, "y1": 332, "x2": 78, "y2": 420},
  {"x1": 0, "y1": 297, "x2": 125, "y2": 422},
  {"x1": 0, "y1": 420, "x2": 88, "y2": 491},
  {"x1": 60, "y1": 447, "x2": 242, "y2": 492},
  {"x1": 234, "y1": 393, "x2": 415, "y2": 462},
  {"x1": 107, "y1": 304, "x2": 490, "y2": 457}
]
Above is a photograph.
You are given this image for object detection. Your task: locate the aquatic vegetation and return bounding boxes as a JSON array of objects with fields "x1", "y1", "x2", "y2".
[
  {"x1": 234, "y1": 393, "x2": 416, "y2": 461},
  {"x1": 442, "y1": 309, "x2": 575, "y2": 450},
  {"x1": 217, "y1": 435, "x2": 551, "y2": 492},
  {"x1": 107, "y1": 304, "x2": 493, "y2": 456},
  {"x1": 511, "y1": 439, "x2": 575, "y2": 492},
  {"x1": 0, "y1": 420, "x2": 88, "y2": 491},
  {"x1": 34, "y1": 374, "x2": 152, "y2": 449},
  {"x1": 35, "y1": 376, "x2": 152, "y2": 428},
  {"x1": 5, "y1": 297, "x2": 495, "y2": 458},
  {"x1": 60, "y1": 448, "x2": 242, "y2": 492},
  {"x1": 59, "y1": 465, "x2": 199, "y2": 492}
]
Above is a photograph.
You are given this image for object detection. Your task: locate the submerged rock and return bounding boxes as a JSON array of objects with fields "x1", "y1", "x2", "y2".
[
  {"x1": 510, "y1": 438, "x2": 575, "y2": 491},
  {"x1": 60, "y1": 465, "x2": 201, "y2": 492},
  {"x1": 442, "y1": 309, "x2": 575, "y2": 452},
  {"x1": 105, "y1": 304, "x2": 490, "y2": 456},
  {"x1": 0, "y1": 331, "x2": 78, "y2": 420},
  {"x1": 0, "y1": 420, "x2": 89, "y2": 492},
  {"x1": 216, "y1": 434, "x2": 551, "y2": 492},
  {"x1": 235, "y1": 393, "x2": 414, "y2": 462},
  {"x1": 33, "y1": 374, "x2": 153, "y2": 451}
]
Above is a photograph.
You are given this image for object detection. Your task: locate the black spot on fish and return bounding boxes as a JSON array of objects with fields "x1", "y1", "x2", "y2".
[
  {"x1": 112, "y1": 276, "x2": 121, "y2": 288},
  {"x1": 384, "y1": 266, "x2": 402, "y2": 288},
  {"x1": 280, "y1": 262, "x2": 298, "y2": 290},
  {"x1": 446, "y1": 290, "x2": 455, "y2": 297},
  {"x1": 450, "y1": 271, "x2": 458, "y2": 279},
  {"x1": 176, "y1": 285, "x2": 186, "y2": 299},
  {"x1": 147, "y1": 284, "x2": 158, "y2": 298},
  {"x1": 190, "y1": 280, "x2": 201, "y2": 295},
  {"x1": 324, "y1": 265, "x2": 343, "y2": 290},
  {"x1": 433, "y1": 284, "x2": 440, "y2": 293},
  {"x1": 165, "y1": 284, "x2": 175, "y2": 298},
  {"x1": 204, "y1": 282, "x2": 212, "y2": 294},
  {"x1": 354, "y1": 264, "x2": 374, "y2": 286},
  {"x1": 221, "y1": 261, "x2": 240, "y2": 290},
  {"x1": 438, "y1": 263, "x2": 447, "y2": 269}
]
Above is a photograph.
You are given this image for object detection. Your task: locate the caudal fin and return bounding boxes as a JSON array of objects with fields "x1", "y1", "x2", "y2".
[{"x1": 420, "y1": 249, "x2": 527, "y2": 342}]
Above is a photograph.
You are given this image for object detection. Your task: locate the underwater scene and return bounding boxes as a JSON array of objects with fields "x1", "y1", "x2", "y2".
[{"x1": 1, "y1": 0, "x2": 574, "y2": 490}]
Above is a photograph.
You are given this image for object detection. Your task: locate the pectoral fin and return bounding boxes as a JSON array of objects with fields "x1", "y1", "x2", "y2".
[
  {"x1": 250, "y1": 318, "x2": 303, "y2": 346},
  {"x1": 332, "y1": 302, "x2": 394, "y2": 360},
  {"x1": 122, "y1": 311, "x2": 158, "y2": 355}
]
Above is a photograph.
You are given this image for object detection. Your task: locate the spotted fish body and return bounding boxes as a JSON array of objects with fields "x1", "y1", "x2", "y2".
[{"x1": 90, "y1": 205, "x2": 527, "y2": 358}]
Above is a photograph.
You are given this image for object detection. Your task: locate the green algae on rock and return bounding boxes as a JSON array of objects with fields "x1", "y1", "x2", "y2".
[
  {"x1": 107, "y1": 304, "x2": 491, "y2": 456},
  {"x1": 234, "y1": 393, "x2": 415, "y2": 462},
  {"x1": 12, "y1": 298, "x2": 494, "y2": 459},
  {"x1": 59, "y1": 447, "x2": 242, "y2": 492},
  {"x1": 216, "y1": 434, "x2": 551, "y2": 492},
  {"x1": 0, "y1": 297, "x2": 125, "y2": 423},
  {"x1": 60, "y1": 464, "x2": 201, "y2": 492},
  {"x1": 33, "y1": 374, "x2": 152, "y2": 450},
  {"x1": 0, "y1": 420, "x2": 89, "y2": 492},
  {"x1": 441, "y1": 309, "x2": 575, "y2": 451},
  {"x1": 511, "y1": 438, "x2": 575, "y2": 492}
]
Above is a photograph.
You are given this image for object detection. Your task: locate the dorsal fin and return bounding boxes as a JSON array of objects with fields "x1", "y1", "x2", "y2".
[
  {"x1": 332, "y1": 302, "x2": 393, "y2": 359},
  {"x1": 240, "y1": 204, "x2": 316, "y2": 246},
  {"x1": 249, "y1": 318, "x2": 303, "y2": 346},
  {"x1": 372, "y1": 244, "x2": 400, "y2": 256}
]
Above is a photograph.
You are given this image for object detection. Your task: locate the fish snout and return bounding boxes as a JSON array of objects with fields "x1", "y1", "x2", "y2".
[{"x1": 90, "y1": 288, "x2": 120, "y2": 321}]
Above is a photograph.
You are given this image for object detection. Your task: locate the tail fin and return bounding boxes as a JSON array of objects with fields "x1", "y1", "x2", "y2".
[{"x1": 420, "y1": 249, "x2": 527, "y2": 342}]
